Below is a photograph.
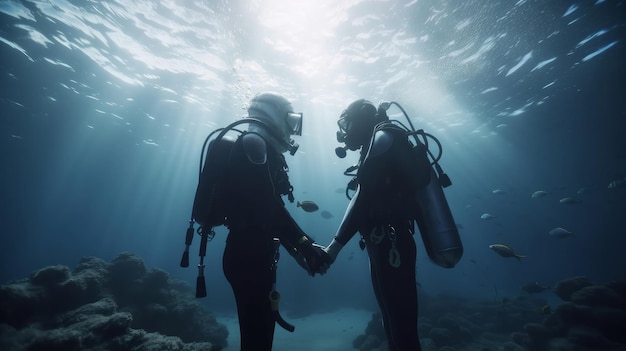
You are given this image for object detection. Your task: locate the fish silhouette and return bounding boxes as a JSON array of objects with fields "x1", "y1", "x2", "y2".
[
  {"x1": 531, "y1": 190, "x2": 550, "y2": 198},
  {"x1": 297, "y1": 200, "x2": 319, "y2": 212},
  {"x1": 549, "y1": 227, "x2": 574, "y2": 239},
  {"x1": 489, "y1": 244, "x2": 526, "y2": 261}
]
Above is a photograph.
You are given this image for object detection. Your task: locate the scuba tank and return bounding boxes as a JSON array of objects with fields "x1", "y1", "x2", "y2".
[
  {"x1": 387, "y1": 101, "x2": 462, "y2": 268},
  {"x1": 192, "y1": 135, "x2": 236, "y2": 230},
  {"x1": 414, "y1": 166, "x2": 463, "y2": 268},
  {"x1": 180, "y1": 121, "x2": 244, "y2": 297}
]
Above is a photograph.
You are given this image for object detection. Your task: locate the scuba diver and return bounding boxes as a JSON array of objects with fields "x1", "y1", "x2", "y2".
[
  {"x1": 181, "y1": 92, "x2": 330, "y2": 351},
  {"x1": 321, "y1": 99, "x2": 463, "y2": 351}
]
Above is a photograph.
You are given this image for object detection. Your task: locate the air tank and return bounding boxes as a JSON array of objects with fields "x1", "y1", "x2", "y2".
[{"x1": 415, "y1": 168, "x2": 463, "y2": 268}]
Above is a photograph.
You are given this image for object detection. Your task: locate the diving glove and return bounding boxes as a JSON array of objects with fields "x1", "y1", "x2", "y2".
[{"x1": 291, "y1": 236, "x2": 330, "y2": 276}]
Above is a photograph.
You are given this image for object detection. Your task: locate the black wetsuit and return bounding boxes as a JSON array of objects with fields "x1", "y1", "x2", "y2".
[
  {"x1": 218, "y1": 132, "x2": 309, "y2": 351},
  {"x1": 334, "y1": 123, "x2": 432, "y2": 351}
]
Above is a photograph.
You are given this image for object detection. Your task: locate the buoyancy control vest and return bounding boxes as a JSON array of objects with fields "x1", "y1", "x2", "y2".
[
  {"x1": 191, "y1": 123, "x2": 294, "y2": 231},
  {"x1": 342, "y1": 102, "x2": 464, "y2": 268}
]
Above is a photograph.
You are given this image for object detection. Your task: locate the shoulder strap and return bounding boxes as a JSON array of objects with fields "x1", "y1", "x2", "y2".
[{"x1": 268, "y1": 150, "x2": 295, "y2": 203}]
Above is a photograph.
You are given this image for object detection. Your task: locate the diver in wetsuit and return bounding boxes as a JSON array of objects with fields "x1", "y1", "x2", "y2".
[
  {"x1": 321, "y1": 99, "x2": 463, "y2": 351},
  {"x1": 188, "y1": 92, "x2": 330, "y2": 351}
]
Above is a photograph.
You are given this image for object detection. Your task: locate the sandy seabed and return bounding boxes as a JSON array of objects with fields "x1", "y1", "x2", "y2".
[{"x1": 219, "y1": 308, "x2": 373, "y2": 351}]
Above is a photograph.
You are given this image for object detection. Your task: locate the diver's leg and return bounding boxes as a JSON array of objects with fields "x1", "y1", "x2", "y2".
[
  {"x1": 368, "y1": 230, "x2": 420, "y2": 351},
  {"x1": 368, "y1": 244, "x2": 395, "y2": 350},
  {"x1": 236, "y1": 290, "x2": 275, "y2": 351},
  {"x1": 224, "y1": 235, "x2": 276, "y2": 351}
]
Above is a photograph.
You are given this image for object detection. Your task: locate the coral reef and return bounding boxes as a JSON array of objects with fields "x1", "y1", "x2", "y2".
[
  {"x1": 0, "y1": 252, "x2": 228, "y2": 351},
  {"x1": 351, "y1": 277, "x2": 626, "y2": 351},
  {"x1": 352, "y1": 291, "x2": 544, "y2": 351},
  {"x1": 514, "y1": 277, "x2": 626, "y2": 351}
]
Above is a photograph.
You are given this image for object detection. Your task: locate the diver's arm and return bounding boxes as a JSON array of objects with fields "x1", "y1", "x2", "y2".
[
  {"x1": 241, "y1": 133, "x2": 310, "y2": 244},
  {"x1": 272, "y1": 204, "x2": 312, "y2": 248},
  {"x1": 334, "y1": 186, "x2": 362, "y2": 243},
  {"x1": 324, "y1": 185, "x2": 362, "y2": 262},
  {"x1": 326, "y1": 128, "x2": 396, "y2": 262},
  {"x1": 241, "y1": 132, "x2": 329, "y2": 274},
  {"x1": 273, "y1": 201, "x2": 330, "y2": 275}
]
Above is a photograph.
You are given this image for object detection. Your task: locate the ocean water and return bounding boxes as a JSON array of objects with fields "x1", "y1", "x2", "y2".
[{"x1": 1, "y1": 0, "x2": 625, "y2": 345}]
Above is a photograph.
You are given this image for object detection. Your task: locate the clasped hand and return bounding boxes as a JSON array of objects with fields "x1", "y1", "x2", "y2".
[{"x1": 298, "y1": 243, "x2": 333, "y2": 276}]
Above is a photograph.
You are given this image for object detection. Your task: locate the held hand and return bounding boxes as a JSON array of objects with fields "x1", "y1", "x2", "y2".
[
  {"x1": 311, "y1": 243, "x2": 332, "y2": 275},
  {"x1": 295, "y1": 239, "x2": 332, "y2": 276},
  {"x1": 291, "y1": 250, "x2": 311, "y2": 274}
]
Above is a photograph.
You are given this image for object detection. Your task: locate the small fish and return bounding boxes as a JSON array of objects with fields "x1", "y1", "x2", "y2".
[
  {"x1": 549, "y1": 227, "x2": 574, "y2": 239},
  {"x1": 522, "y1": 282, "x2": 550, "y2": 294},
  {"x1": 297, "y1": 201, "x2": 319, "y2": 212},
  {"x1": 320, "y1": 210, "x2": 333, "y2": 219},
  {"x1": 481, "y1": 213, "x2": 496, "y2": 220},
  {"x1": 531, "y1": 190, "x2": 550, "y2": 198},
  {"x1": 608, "y1": 178, "x2": 626, "y2": 189},
  {"x1": 492, "y1": 189, "x2": 506, "y2": 195},
  {"x1": 489, "y1": 244, "x2": 526, "y2": 260},
  {"x1": 559, "y1": 197, "x2": 578, "y2": 204}
]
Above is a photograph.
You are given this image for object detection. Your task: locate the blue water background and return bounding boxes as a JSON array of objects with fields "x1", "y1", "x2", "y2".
[{"x1": 1, "y1": 0, "x2": 625, "y2": 313}]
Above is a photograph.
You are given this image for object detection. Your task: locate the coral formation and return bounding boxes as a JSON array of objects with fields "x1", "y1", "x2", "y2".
[
  {"x1": 351, "y1": 277, "x2": 626, "y2": 351},
  {"x1": 516, "y1": 278, "x2": 626, "y2": 351},
  {"x1": 0, "y1": 252, "x2": 228, "y2": 351}
]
